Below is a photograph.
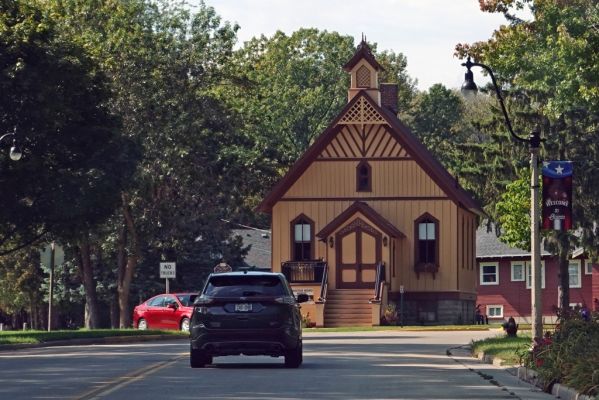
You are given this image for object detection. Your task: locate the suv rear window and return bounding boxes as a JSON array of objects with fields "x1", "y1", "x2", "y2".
[{"x1": 204, "y1": 275, "x2": 289, "y2": 297}]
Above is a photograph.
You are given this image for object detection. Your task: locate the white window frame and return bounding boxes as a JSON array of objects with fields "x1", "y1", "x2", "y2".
[
  {"x1": 525, "y1": 261, "x2": 546, "y2": 289},
  {"x1": 511, "y1": 261, "x2": 525, "y2": 282},
  {"x1": 486, "y1": 305, "x2": 504, "y2": 318},
  {"x1": 584, "y1": 260, "x2": 593, "y2": 275},
  {"x1": 568, "y1": 260, "x2": 582, "y2": 288},
  {"x1": 480, "y1": 262, "x2": 499, "y2": 285}
]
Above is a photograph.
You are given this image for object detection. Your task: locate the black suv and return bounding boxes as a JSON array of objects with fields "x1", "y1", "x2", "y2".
[{"x1": 189, "y1": 271, "x2": 308, "y2": 368}]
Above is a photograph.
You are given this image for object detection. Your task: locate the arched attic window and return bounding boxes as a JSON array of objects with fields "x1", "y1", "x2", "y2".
[
  {"x1": 356, "y1": 160, "x2": 372, "y2": 192},
  {"x1": 291, "y1": 214, "x2": 314, "y2": 261},
  {"x1": 414, "y1": 213, "x2": 439, "y2": 276}
]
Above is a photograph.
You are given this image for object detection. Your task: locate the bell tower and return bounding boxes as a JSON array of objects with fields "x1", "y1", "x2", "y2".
[{"x1": 343, "y1": 36, "x2": 383, "y2": 106}]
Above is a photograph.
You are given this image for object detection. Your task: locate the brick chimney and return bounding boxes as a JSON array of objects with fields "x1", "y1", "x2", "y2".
[{"x1": 380, "y1": 83, "x2": 398, "y2": 114}]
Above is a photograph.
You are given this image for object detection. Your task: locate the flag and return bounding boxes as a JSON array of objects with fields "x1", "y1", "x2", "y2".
[{"x1": 542, "y1": 161, "x2": 573, "y2": 230}]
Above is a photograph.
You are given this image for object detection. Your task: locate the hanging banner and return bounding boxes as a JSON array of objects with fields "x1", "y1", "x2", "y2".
[{"x1": 542, "y1": 161, "x2": 573, "y2": 231}]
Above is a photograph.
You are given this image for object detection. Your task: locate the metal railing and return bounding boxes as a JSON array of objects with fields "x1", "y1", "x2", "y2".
[
  {"x1": 281, "y1": 260, "x2": 327, "y2": 284},
  {"x1": 370, "y1": 261, "x2": 385, "y2": 303},
  {"x1": 318, "y1": 263, "x2": 328, "y2": 303}
]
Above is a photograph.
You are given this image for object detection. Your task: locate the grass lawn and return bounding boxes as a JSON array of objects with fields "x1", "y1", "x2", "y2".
[
  {"x1": 0, "y1": 329, "x2": 188, "y2": 346},
  {"x1": 304, "y1": 324, "x2": 494, "y2": 333},
  {"x1": 471, "y1": 334, "x2": 533, "y2": 365}
]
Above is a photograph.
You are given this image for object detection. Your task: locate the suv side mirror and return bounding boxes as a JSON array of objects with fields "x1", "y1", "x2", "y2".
[{"x1": 296, "y1": 293, "x2": 309, "y2": 303}]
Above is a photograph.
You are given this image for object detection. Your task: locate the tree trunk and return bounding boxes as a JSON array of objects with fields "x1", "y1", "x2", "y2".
[
  {"x1": 556, "y1": 232, "x2": 570, "y2": 313},
  {"x1": 117, "y1": 193, "x2": 141, "y2": 329},
  {"x1": 77, "y1": 233, "x2": 100, "y2": 329}
]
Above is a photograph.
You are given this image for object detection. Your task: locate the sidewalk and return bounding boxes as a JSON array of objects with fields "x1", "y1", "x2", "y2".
[
  {"x1": 449, "y1": 345, "x2": 597, "y2": 400},
  {"x1": 448, "y1": 345, "x2": 554, "y2": 400}
]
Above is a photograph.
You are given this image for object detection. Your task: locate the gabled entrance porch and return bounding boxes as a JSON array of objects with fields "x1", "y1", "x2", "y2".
[{"x1": 281, "y1": 202, "x2": 403, "y2": 327}]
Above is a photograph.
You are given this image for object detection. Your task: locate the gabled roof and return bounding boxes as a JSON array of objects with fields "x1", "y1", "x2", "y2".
[
  {"x1": 231, "y1": 229, "x2": 272, "y2": 268},
  {"x1": 257, "y1": 91, "x2": 483, "y2": 216},
  {"x1": 316, "y1": 201, "x2": 405, "y2": 239},
  {"x1": 343, "y1": 40, "x2": 383, "y2": 72}
]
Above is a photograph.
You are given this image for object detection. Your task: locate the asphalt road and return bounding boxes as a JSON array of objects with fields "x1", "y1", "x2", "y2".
[{"x1": 0, "y1": 330, "x2": 553, "y2": 400}]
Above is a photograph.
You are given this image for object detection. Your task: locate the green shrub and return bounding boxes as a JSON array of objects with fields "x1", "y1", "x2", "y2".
[{"x1": 529, "y1": 313, "x2": 599, "y2": 396}]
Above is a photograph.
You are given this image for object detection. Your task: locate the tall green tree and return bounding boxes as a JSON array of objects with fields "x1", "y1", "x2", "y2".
[
  {"x1": 46, "y1": 0, "x2": 247, "y2": 327},
  {"x1": 0, "y1": 0, "x2": 138, "y2": 327},
  {"x1": 457, "y1": 0, "x2": 599, "y2": 310}
]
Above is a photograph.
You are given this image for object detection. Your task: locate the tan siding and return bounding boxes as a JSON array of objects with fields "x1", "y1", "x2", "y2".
[{"x1": 284, "y1": 160, "x2": 446, "y2": 198}]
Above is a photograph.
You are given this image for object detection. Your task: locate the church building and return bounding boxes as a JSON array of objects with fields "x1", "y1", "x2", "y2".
[{"x1": 257, "y1": 39, "x2": 483, "y2": 326}]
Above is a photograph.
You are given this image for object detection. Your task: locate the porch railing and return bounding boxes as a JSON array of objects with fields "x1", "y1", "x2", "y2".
[
  {"x1": 318, "y1": 263, "x2": 328, "y2": 303},
  {"x1": 370, "y1": 261, "x2": 385, "y2": 303},
  {"x1": 281, "y1": 260, "x2": 327, "y2": 284}
]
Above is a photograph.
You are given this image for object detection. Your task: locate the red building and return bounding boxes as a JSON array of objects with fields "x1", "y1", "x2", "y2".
[{"x1": 476, "y1": 226, "x2": 599, "y2": 324}]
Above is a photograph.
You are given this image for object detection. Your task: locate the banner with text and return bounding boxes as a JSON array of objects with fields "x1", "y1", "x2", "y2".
[{"x1": 542, "y1": 161, "x2": 573, "y2": 231}]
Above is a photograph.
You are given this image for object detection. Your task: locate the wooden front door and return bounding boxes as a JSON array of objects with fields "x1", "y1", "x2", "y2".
[{"x1": 336, "y1": 218, "x2": 381, "y2": 289}]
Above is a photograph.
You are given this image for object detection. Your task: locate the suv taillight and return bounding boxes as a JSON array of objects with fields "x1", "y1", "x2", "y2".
[{"x1": 194, "y1": 296, "x2": 214, "y2": 314}]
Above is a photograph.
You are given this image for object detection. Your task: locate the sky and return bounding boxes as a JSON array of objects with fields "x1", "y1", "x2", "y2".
[{"x1": 197, "y1": 0, "x2": 525, "y2": 91}]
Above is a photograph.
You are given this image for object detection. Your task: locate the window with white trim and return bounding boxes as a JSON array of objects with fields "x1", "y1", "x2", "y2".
[
  {"x1": 584, "y1": 260, "x2": 593, "y2": 275},
  {"x1": 526, "y1": 261, "x2": 546, "y2": 289},
  {"x1": 486, "y1": 305, "x2": 503, "y2": 318},
  {"x1": 480, "y1": 263, "x2": 499, "y2": 285},
  {"x1": 568, "y1": 260, "x2": 582, "y2": 288},
  {"x1": 511, "y1": 262, "x2": 525, "y2": 281}
]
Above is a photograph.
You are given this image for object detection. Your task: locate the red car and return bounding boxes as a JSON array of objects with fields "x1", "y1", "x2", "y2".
[{"x1": 133, "y1": 293, "x2": 197, "y2": 331}]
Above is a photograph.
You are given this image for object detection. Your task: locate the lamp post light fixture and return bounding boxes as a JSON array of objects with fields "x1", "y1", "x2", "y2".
[
  {"x1": 0, "y1": 128, "x2": 23, "y2": 161},
  {"x1": 461, "y1": 56, "x2": 544, "y2": 340}
]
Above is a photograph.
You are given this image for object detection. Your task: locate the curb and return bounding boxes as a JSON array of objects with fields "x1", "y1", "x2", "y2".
[
  {"x1": 0, "y1": 334, "x2": 188, "y2": 352},
  {"x1": 477, "y1": 351, "x2": 595, "y2": 400}
]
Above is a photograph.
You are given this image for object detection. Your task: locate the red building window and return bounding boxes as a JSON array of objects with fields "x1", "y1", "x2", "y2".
[{"x1": 291, "y1": 214, "x2": 314, "y2": 261}]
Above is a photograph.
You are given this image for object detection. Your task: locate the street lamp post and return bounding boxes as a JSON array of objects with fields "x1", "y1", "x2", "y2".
[
  {"x1": 0, "y1": 128, "x2": 23, "y2": 161},
  {"x1": 461, "y1": 57, "x2": 544, "y2": 340}
]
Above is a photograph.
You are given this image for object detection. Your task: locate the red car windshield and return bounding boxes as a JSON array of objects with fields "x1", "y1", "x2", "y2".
[
  {"x1": 176, "y1": 294, "x2": 197, "y2": 306},
  {"x1": 204, "y1": 276, "x2": 288, "y2": 297}
]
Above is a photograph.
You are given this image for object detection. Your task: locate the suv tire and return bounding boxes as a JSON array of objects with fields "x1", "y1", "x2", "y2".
[
  {"x1": 284, "y1": 342, "x2": 302, "y2": 368},
  {"x1": 190, "y1": 347, "x2": 212, "y2": 368}
]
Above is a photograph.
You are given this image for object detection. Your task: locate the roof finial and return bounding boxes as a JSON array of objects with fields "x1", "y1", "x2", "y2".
[{"x1": 361, "y1": 32, "x2": 366, "y2": 43}]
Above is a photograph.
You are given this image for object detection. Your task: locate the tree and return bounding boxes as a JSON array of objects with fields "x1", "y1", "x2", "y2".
[
  {"x1": 217, "y1": 30, "x2": 418, "y2": 222},
  {"x1": 0, "y1": 0, "x2": 139, "y2": 327},
  {"x1": 46, "y1": 0, "x2": 247, "y2": 327},
  {"x1": 457, "y1": 0, "x2": 599, "y2": 310}
]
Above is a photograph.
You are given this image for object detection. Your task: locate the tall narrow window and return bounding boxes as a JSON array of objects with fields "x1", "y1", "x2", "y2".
[
  {"x1": 291, "y1": 214, "x2": 314, "y2": 261},
  {"x1": 356, "y1": 160, "x2": 371, "y2": 192},
  {"x1": 414, "y1": 213, "x2": 439, "y2": 272}
]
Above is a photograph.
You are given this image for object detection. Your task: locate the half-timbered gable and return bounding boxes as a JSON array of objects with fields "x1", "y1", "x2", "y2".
[{"x1": 259, "y1": 39, "x2": 482, "y2": 326}]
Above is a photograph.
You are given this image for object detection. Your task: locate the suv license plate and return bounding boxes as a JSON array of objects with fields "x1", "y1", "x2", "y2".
[{"x1": 235, "y1": 303, "x2": 252, "y2": 312}]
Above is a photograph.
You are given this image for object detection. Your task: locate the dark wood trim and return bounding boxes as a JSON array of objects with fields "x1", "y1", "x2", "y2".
[
  {"x1": 314, "y1": 157, "x2": 413, "y2": 162},
  {"x1": 356, "y1": 160, "x2": 372, "y2": 192},
  {"x1": 290, "y1": 213, "x2": 315, "y2": 261},
  {"x1": 389, "y1": 140, "x2": 400, "y2": 157},
  {"x1": 317, "y1": 201, "x2": 404, "y2": 239},
  {"x1": 414, "y1": 212, "x2": 440, "y2": 278},
  {"x1": 280, "y1": 196, "x2": 450, "y2": 202},
  {"x1": 256, "y1": 91, "x2": 483, "y2": 216},
  {"x1": 365, "y1": 125, "x2": 383, "y2": 155},
  {"x1": 342, "y1": 126, "x2": 362, "y2": 157},
  {"x1": 333, "y1": 136, "x2": 349, "y2": 158},
  {"x1": 336, "y1": 219, "x2": 382, "y2": 289},
  {"x1": 343, "y1": 42, "x2": 383, "y2": 72}
]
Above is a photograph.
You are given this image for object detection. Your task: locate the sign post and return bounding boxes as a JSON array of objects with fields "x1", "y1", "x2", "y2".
[
  {"x1": 160, "y1": 262, "x2": 176, "y2": 293},
  {"x1": 399, "y1": 285, "x2": 404, "y2": 327}
]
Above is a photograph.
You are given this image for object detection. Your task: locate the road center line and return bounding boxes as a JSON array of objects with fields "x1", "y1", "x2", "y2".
[{"x1": 72, "y1": 353, "x2": 186, "y2": 400}]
